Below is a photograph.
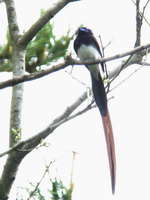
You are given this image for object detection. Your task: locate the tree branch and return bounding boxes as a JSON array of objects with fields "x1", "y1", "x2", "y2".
[
  {"x1": 17, "y1": 0, "x2": 80, "y2": 47},
  {"x1": 135, "y1": 0, "x2": 142, "y2": 47},
  {"x1": 0, "y1": 90, "x2": 89, "y2": 158},
  {"x1": 131, "y1": 0, "x2": 150, "y2": 26},
  {"x1": 27, "y1": 161, "x2": 54, "y2": 200},
  {"x1": 142, "y1": 0, "x2": 150, "y2": 16},
  {"x1": 0, "y1": 43, "x2": 150, "y2": 89}
]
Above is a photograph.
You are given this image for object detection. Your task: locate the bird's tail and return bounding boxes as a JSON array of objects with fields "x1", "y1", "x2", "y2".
[
  {"x1": 102, "y1": 112, "x2": 116, "y2": 194},
  {"x1": 91, "y1": 74, "x2": 116, "y2": 193}
]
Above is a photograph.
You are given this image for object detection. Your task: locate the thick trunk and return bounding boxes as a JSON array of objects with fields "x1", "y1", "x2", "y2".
[
  {"x1": 0, "y1": 151, "x2": 26, "y2": 200},
  {"x1": 9, "y1": 47, "x2": 25, "y2": 146},
  {"x1": 0, "y1": 46, "x2": 25, "y2": 200}
]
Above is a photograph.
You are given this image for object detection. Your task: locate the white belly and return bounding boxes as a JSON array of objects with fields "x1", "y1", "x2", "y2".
[{"x1": 77, "y1": 44, "x2": 101, "y2": 80}]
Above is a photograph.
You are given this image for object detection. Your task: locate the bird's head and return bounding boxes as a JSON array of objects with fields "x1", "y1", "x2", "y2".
[{"x1": 75, "y1": 27, "x2": 93, "y2": 36}]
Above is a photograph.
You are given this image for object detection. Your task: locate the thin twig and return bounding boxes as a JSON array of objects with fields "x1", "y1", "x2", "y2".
[
  {"x1": 143, "y1": 0, "x2": 150, "y2": 14},
  {"x1": 107, "y1": 55, "x2": 133, "y2": 88},
  {"x1": 109, "y1": 66, "x2": 142, "y2": 92},
  {"x1": 27, "y1": 161, "x2": 54, "y2": 200},
  {"x1": 65, "y1": 70, "x2": 89, "y2": 88}
]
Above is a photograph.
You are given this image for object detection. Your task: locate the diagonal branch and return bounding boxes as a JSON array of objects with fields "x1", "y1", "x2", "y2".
[
  {"x1": 27, "y1": 161, "x2": 54, "y2": 200},
  {"x1": 17, "y1": 0, "x2": 80, "y2": 47},
  {"x1": 0, "y1": 91, "x2": 89, "y2": 158},
  {"x1": 142, "y1": 0, "x2": 150, "y2": 18}
]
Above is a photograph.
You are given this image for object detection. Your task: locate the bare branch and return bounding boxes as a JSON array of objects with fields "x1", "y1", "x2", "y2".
[
  {"x1": 0, "y1": 43, "x2": 150, "y2": 90},
  {"x1": 0, "y1": 91, "x2": 89, "y2": 158}
]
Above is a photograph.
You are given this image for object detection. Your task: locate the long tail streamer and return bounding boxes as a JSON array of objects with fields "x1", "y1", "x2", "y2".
[{"x1": 102, "y1": 112, "x2": 116, "y2": 194}]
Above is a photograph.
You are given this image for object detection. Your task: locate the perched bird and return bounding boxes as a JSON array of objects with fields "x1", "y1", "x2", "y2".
[{"x1": 74, "y1": 27, "x2": 116, "y2": 193}]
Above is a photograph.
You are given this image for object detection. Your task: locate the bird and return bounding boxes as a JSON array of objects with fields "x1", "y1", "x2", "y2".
[{"x1": 74, "y1": 27, "x2": 116, "y2": 193}]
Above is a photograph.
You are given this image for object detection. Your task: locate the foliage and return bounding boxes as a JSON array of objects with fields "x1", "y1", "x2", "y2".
[
  {"x1": 50, "y1": 178, "x2": 73, "y2": 200},
  {"x1": 25, "y1": 21, "x2": 72, "y2": 73},
  {"x1": 0, "y1": 11, "x2": 72, "y2": 73}
]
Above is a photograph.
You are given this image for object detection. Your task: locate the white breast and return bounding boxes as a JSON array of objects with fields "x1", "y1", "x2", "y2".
[{"x1": 77, "y1": 44, "x2": 100, "y2": 62}]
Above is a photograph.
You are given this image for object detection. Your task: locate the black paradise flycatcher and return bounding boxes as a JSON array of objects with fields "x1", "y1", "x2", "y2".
[{"x1": 74, "y1": 27, "x2": 116, "y2": 194}]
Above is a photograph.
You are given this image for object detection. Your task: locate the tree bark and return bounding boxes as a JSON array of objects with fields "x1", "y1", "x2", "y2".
[{"x1": 0, "y1": 0, "x2": 25, "y2": 199}]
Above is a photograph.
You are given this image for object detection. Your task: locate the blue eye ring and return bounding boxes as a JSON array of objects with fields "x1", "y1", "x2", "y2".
[
  {"x1": 79, "y1": 27, "x2": 87, "y2": 31},
  {"x1": 79, "y1": 27, "x2": 89, "y2": 32}
]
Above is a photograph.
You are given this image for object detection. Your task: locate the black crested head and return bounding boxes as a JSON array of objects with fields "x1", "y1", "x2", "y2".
[{"x1": 74, "y1": 26, "x2": 102, "y2": 57}]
